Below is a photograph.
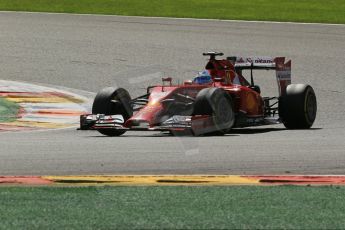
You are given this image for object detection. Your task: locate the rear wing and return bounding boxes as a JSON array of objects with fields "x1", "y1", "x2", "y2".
[{"x1": 228, "y1": 56, "x2": 291, "y2": 95}]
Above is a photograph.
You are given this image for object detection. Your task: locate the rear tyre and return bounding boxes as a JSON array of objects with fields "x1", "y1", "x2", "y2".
[
  {"x1": 193, "y1": 88, "x2": 235, "y2": 135},
  {"x1": 279, "y1": 84, "x2": 317, "y2": 129},
  {"x1": 92, "y1": 87, "x2": 132, "y2": 136}
]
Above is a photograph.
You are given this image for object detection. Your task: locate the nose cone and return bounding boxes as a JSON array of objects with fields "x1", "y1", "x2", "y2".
[{"x1": 125, "y1": 104, "x2": 164, "y2": 127}]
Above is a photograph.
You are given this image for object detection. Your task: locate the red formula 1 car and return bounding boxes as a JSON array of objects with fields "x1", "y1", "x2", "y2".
[{"x1": 80, "y1": 52, "x2": 317, "y2": 136}]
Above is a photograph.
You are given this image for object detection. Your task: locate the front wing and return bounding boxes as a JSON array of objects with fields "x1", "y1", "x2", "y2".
[{"x1": 79, "y1": 114, "x2": 218, "y2": 135}]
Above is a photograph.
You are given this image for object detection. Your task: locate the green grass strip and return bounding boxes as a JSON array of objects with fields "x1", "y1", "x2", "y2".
[
  {"x1": 0, "y1": 97, "x2": 19, "y2": 123},
  {"x1": 1, "y1": 186, "x2": 345, "y2": 229},
  {"x1": 0, "y1": 0, "x2": 344, "y2": 24}
]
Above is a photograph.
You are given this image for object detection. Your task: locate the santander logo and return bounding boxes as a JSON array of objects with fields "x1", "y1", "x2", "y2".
[{"x1": 236, "y1": 57, "x2": 273, "y2": 64}]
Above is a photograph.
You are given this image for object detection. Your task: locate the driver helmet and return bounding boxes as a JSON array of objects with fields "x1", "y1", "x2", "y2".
[{"x1": 193, "y1": 70, "x2": 212, "y2": 84}]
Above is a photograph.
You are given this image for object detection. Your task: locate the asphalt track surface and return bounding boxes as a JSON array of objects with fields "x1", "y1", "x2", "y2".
[{"x1": 0, "y1": 12, "x2": 344, "y2": 175}]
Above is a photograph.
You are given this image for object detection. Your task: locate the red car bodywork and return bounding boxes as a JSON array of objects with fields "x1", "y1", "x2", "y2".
[{"x1": 80, "y1": 53, "x2": 293, "y2": 135}]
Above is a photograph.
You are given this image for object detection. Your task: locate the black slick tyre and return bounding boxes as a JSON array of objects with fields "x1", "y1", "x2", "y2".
[
  {"x1": 193, "y1": 88, "x2": 235, "y2": 135},
  {"x1": 92, "y1": 87, "x2": 132, "y2": 136},
  {"x1": 279, "y1": 84, "x2": 317, "y2": 129}
]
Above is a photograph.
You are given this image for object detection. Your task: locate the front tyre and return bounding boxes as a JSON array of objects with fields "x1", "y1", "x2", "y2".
[
  {"x1": 193, "y1": 88, "x2": 235, "y2": 135},
  {"x1": 279, "y1": 84, "x2": 317, "y2": 129},
  {"x1": 92, "y1": 87, "x2": 132, "y2": 136}
]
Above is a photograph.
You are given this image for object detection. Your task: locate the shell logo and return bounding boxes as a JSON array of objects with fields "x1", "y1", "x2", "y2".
[{"x1": 246, "y1": 93, "x2": 257, "y2": 112}]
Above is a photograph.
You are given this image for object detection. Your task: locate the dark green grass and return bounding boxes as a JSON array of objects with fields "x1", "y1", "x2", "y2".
[
  {"x1": 0, "y1": 97, "x2": 19, "y2": 123},
  {"x1": 0, "y1": 0, "x2": 344, "y2": 24},
  {"x1": 1, "y1": 186, "x2": 345, "y2": 229}
]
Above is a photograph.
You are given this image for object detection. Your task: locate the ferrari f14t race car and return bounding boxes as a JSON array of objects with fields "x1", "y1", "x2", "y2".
[{"x1": 80, "y1": 52, "x2": 317, "y2": 136}]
